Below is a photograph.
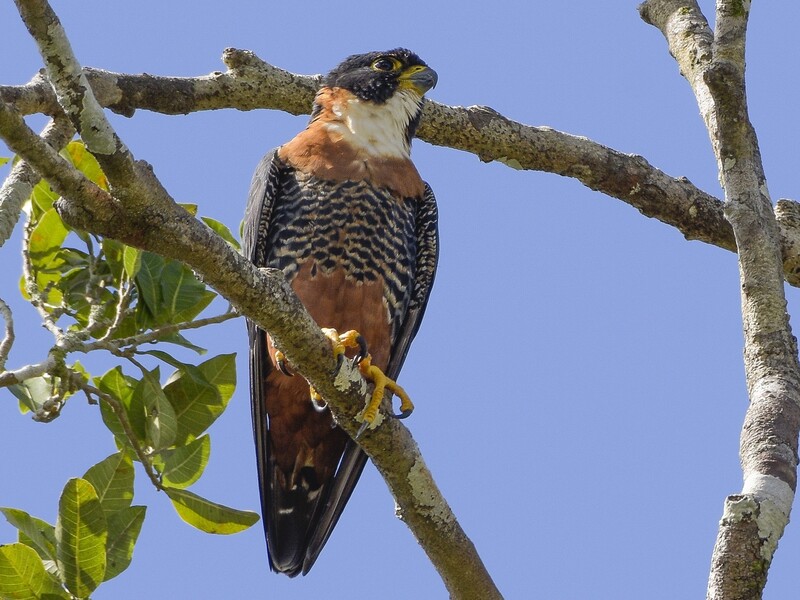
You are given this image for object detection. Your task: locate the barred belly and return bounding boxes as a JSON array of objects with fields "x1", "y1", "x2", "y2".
[{"x1": 264, "y1": 171, "x2": 418, "y2": 342}]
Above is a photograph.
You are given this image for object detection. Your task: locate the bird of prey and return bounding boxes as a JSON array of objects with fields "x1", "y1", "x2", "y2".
[{"x1": 242, "y1": 49, "x2": 439, "y2": 576}]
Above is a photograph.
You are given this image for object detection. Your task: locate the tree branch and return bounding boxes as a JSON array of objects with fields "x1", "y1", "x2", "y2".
[
  {"x1": 0, "y1": 51, "x2": 751, "y2": 256},
  {"x1": 641, "y1": 1, "x2": 800, "y2": 598},
  {"x1": 3, "y1": 1, "x2": 501, "y2": 596},
  {"x1": 0, "y1": 116, "x2": 74, "y2": 247},
  {"x1": 11, "y1": 48, "x2": 800, "y2": 288}
]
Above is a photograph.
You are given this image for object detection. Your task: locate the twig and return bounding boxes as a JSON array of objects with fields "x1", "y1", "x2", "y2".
[
  {"x1": 0, "y1": 297, "x2": 15, "y2": 371},
  {"x1": 21, "y1": 217, "x2": 62, "y2": 336},
  {"x1": 77, "y1": 379, "x2": 163, "y2": 491}
]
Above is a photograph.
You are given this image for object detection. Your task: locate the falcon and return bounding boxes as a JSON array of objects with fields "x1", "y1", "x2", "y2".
[{"x1": 242, "y1": 49, "x2": 439, "y2": 576}]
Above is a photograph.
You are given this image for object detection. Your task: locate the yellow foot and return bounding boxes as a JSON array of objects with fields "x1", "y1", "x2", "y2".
[
  {"x1": 354, "y1": 354, "x2": 414, "y2": 439},
  {"x1": 320, "y1": 328, "x2": 414, "y2": 438},
  {"x1": 321, "y1": 328, "x2": 368, "y2": 374}
]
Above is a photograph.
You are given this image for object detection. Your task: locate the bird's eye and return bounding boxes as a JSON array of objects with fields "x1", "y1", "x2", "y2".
[{"x1": 371, "y1": 58, "x2": 396, "y2": 72}]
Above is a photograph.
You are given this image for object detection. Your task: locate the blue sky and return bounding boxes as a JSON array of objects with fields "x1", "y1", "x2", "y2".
[{"x1": 2, "y1": 1, "x2": 800, "y2": 598}]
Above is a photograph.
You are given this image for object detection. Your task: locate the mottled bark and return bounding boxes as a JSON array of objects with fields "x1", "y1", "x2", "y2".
[{"x1": 641, "y1": 1, "x2": 800, "y2": 598}]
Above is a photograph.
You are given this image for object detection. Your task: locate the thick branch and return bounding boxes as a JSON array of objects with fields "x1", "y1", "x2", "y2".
[
  {"x1": 0, "y1": 116, "x2": 74, "y2": 247},
  {"x1": 12, "y1": 48, "x2": 800, "y2": 286},
  {"x1": 641, "y1": 1, "x2": 800, "y2": 598},
  {"x1": 15, "y1": 0, "x2": 135, "y2": 185},
  {"x1": 0, "y1": 50, "x2": 741, "y2": 255}
]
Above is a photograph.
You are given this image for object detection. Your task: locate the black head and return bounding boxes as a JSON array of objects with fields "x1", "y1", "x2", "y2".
[{"x1": 322, "y1": 48, "x2": 437, "y2": 104}]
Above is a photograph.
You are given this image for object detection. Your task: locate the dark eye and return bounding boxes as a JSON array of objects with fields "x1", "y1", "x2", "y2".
[{"x1": 372, "y1": 58, "x2": 395, "y2": 72}]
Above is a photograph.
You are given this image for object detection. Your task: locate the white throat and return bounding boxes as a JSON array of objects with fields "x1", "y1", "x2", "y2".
[{"x1": 327, "y1": 90, "x2": 421, "y2": 159}]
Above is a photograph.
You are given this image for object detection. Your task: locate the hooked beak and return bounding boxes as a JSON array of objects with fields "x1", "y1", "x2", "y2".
[{"x1": 399, "y1": 65, "x2": 438, "y2": 95}]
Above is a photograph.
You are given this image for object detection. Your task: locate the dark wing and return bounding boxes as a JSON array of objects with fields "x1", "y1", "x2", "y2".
[
  {"x1": 245, "y1": 151, "x2": 365, "y2": 576},
  {"x1": 301, "y1": 182, "x2": 439, "y2": 573},
  {"x1": 386, "y1": 182, "x2": 439, "y2": 380},
  {"x1": 242, "y1": 150, "x2": 283, "y2": 267},
  {"x1": 243, "y1": 150, "x2": 300, "y2": 572}
]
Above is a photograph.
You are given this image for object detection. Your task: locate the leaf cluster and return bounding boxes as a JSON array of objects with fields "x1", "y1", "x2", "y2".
[{"x1": 0, "y1": 142, "x2": 257, "y2": 598}]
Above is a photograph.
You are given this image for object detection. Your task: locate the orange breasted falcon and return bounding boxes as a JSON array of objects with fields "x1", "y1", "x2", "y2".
[{"x1": 242, "y1": 49, "x2": 439, "y2": 576}]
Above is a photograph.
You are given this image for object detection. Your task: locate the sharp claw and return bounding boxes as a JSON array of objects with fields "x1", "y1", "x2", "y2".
[
  {"x1": 275, "y1": 351, "x2": 294, "y2": 377},
  {"x1": 352, "y1": 334, "x2": 369, "y2": 366},
  {"x1": 392, "y1": 407, "x2": 414, "y2": 420},
  {"x1": 277, "y1": 358, "x2": 293, "y2": 377},
  {"x1": 332, "y1": 352, "x2": 344, "y2": 376},
  {"x1": 310, "y1": 387, "x2": 327, "y2": 411},
  {"x1": 355, "y1": 421, "x2": 369, "y2": 440}
]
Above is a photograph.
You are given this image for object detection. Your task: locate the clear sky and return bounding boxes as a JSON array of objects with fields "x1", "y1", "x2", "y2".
[{"x1": 2, "y1": 1, "x2": 800, "y2": 598}]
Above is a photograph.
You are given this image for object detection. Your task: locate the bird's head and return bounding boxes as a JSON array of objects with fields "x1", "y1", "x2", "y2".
[
  {"x1": 322, "y1": 48, "x2": 438, "y2": 104},
  {"x1": 312, "y1": 49, "x2": 437, "y2": 157}
]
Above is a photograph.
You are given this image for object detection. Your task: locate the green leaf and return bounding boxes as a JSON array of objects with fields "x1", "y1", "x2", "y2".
[
  {"x1": 0, "y1": 509, "x2": 57, "y2": 566},
  {"x1": 164, "y1": 488, "x2": 258, "y2": 534},
  {"x1": 163, "y1": 365, "x2": 222, "y2": 445},
  {"x1": 0, "y1": 156, "x2": 9, "y2": 167},
  {"x1": 139, "y1": 349, "x2": 191, "y2": 371},
  {"x1": 178, "y1": 203, "x2": 198, "y2": 216},
  {"x1": 8, "y1": 377, "x2": 52, "y2": 415},
  {"x1": 157, "y1": 435, "x2": 211, "y2": 489},
  {"x1": 134, "y1": 252, "x2": 165, "y2": 317},
  {"x1": 198, "y1": 353, "x2": 236, "y2": 405},
  {"x1": 30, "y1": 179, "x2": 59, "y2": 217},
  {"x1": 95, "y1": 367, "x2": 144, "y2": 444},
  {"x1": 201, "y1": 217, "x2": 241, "y2": 251},
  {"x1": 122, "y1": 246, "x2": 141, "y2": 279},
  {"x1": 175, "y1": 289, "x2": 216, "y2": 323},
  {"x1": 103, "y1": 506, "x2": 145, "y2": 581},
  {"x1": 64, "y1": 141, "x2": 108, "y2": 190},
  {"x1": 82, "y1": 452, "x2": 134, "y2": 515},
  {"x1": 158, "y1": 332, "x2": 207, "y2": 354},
  {"x1": 159, "y1": 261, "x2": 210, "y2": 322},
  {"x1": 29, "y1": 209, "x2": 68, "y2": 266},
  {"x1": 0, "y1": 544, "x2": 68, "y2": 600},
  {"x1": 101, "y1": 238, "x2": 125, "y2": 283},
  {"x1": 55, "y1": 479, "x2": 107, "y2": 598},
  {"x1": 135, "y1": 368, "x2": 178, "y2": 450}
]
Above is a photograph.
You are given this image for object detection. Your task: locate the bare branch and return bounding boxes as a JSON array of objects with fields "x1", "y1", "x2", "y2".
[
  {"x1": 0, "y1": 355, "x2": 55, "y2": 387},
  {"x1": 14, "y1": 0, "x2": 134, "y2": 184},
  {"x1": 641, "y1": 1, "x2": 800, "y2": 598},
  {"x1": 0, "y1": 116, "x2": 74, "y2": 247},
  {"x1": 0, "y1": 297, "x2": 14, "y2": 371},
  {"x1": 16, "y1": 46, "x2": 800, "y2": 287},
  {"x1": 84, "y1": 310, "x2": 239, "y2": 354}
]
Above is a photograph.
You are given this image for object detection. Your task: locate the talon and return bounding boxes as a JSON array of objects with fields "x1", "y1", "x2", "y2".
[
  {"x1": 333, "y1": 352, "x2": 344, "y2": 376},
  {"x1": 353, "y1": 333, "x2": 368, "y2": 366},
  {"x1": 392, "y1": 407, "x2": 414, "y2": 420},
  {"x1": 275, "y1": 350, "x2": 293, "y2": 377},
  {"x1": 356, "y1": 354, "x2": 414, "y2": 430},
  {"x1": 318, "y1": 327, "x2": 415, "y2": 434},
  {"x1": 355, "y1": 421, "x2": 369, "y2": 440},
  {"x1": 322, "y1": 327, "x2": 348, "y2": 374},
  {"x1": 309, "y1": 386, "x2": 327, "y2": 411},
  {"x1": 321, "y1": 328, "x2": 369, "y2": 372}
]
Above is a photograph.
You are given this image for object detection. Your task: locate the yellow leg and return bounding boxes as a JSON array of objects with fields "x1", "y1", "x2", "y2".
[
  {"x1": 356, "y1": 354, "x2": 414, "y2": 427},
  {"x1": 319, "y1": 328, "x2": 415, "y2": 435}
]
